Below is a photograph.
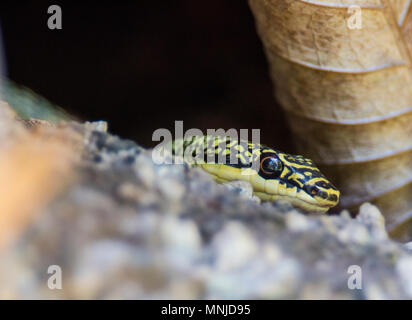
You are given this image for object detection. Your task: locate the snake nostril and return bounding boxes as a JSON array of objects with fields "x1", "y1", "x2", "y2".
[{"x1": 328, "y1": 194, "x2": 338, "y2": 202}]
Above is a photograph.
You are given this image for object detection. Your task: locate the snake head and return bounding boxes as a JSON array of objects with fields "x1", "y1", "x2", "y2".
[{"x1": 256, "y1": 150, "x2": 340, "y2": 213}]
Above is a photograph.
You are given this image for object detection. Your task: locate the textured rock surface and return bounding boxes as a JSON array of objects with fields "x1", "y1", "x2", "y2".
[{"x1": 0, "y1": 116, "x2": 411, "y2": 299}]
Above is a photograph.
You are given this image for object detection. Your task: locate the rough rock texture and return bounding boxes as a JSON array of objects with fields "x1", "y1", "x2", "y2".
[{"x1": 0, "y1": 114, "x2": 412, "y2": 299}]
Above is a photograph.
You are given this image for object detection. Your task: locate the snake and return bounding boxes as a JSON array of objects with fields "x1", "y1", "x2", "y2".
[
  {"x1": 171, "y1": 135, "x2": 340, "y2": 213},
  {"x1": 2, "y1": 81, "x2": 340, "y2": 213}
]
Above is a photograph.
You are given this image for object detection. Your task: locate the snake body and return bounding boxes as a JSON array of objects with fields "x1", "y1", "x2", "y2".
[{"x1": 172, "y1": 135, "x2": 339, "y2": 213}]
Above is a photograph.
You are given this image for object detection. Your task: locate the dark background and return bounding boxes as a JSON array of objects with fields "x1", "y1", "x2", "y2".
[{"x1": 0, "y1": 1, "x2": 291, "y2": 150}]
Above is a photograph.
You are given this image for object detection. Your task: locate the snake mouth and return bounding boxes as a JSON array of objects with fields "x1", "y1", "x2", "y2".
[
  {"x1": 254, "y1": 192, "x2": 333, "y2": 213},
  {"x1": 199, "y1": 164, "x2": 338, "y2": 213},
  {"x1": 209, "y1": 174, "x2": 332, "y2": 213}
]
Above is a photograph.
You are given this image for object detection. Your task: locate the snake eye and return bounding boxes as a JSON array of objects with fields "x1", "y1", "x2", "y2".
[{"x1": 260, "y1": 156, "x2": 283, "y2": 176}]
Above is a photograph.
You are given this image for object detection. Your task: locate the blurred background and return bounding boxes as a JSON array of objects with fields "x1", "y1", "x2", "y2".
[{"x1": 0, "y1": 1, "x2": 291, "y2": 150}]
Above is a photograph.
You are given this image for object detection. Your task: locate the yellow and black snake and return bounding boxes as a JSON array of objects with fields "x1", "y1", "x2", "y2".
[
  {"x1": 3, "y1": 81, "x2": 339, "y2": 213},
  {"x1": 171, "y1": 135, "x2": 340, "y2": 213}
]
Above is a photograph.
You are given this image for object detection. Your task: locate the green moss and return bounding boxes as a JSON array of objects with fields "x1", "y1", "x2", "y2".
[{"x1": 2, "y1": 80, "x2": 72, "y2": 124}]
